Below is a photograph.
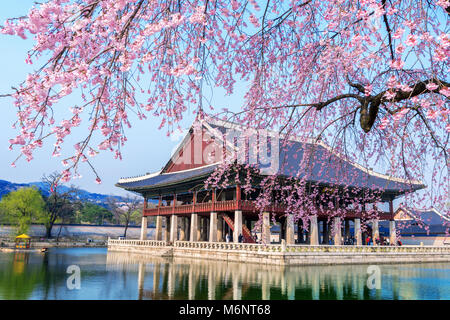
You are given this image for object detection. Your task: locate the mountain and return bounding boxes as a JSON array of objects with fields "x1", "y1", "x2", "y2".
[{"x1": 0, "y1": 179, "x2": 126, "y2": 207}]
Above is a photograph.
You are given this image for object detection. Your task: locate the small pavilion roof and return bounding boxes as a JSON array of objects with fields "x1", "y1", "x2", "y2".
[{"x1": 15, "y1": 234, "x2": 31, "y2": 239}]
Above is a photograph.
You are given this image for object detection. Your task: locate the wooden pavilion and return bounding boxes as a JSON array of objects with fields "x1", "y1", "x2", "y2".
[{"x1": 116, "y1": 118, "x2": 425, "y2": 246}]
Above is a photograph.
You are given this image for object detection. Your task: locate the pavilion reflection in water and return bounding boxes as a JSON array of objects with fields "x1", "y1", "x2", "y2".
[{"x1": 105, "y1": 251, "x2": 449, "y2": 300}]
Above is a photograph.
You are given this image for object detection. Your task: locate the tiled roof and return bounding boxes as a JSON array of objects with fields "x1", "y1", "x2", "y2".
[{"x1": 117, "y1": 119, "x2": 425, "y2": 193}]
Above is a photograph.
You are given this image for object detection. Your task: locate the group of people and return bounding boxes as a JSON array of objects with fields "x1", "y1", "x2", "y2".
[
  {"x1": 224, "y1": 232, "x2": 403, "y2": 246},
  {"x1": 340, "y1": 235, "x2": 403, "y2": 246},
  {"x1": 224, "y1": 233, "x2": 256, "y2": 243},
  {"x1": 364, "y1": 236, "x2": 402, "y2": 246}
]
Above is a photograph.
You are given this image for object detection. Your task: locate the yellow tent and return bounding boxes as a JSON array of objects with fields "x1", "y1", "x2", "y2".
[{"x1": 15, "y1": 234, "x2": 31, "y2": 249}]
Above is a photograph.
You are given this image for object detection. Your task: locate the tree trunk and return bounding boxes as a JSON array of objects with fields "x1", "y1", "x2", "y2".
[
  {"x1": 56, "y1": 223, "x2": 64, "y2": 242},
  {"x1": 123, "y1": 222, "x2": 129, "y2": 238},
  {"x1": 45, "y1": 224, "x2": 53, "y2": 238}
]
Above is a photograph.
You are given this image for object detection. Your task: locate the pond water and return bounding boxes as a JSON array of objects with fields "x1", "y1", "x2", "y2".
[{"x1": 0, "y1": 247, "x2": 449, "y2": 300}]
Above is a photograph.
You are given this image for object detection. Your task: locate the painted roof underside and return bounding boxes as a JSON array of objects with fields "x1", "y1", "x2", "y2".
[{"x1": 117, "y1": 119, "x2": 425, "y2": 194}]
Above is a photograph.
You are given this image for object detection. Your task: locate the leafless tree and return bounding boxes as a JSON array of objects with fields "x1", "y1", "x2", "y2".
[{"x1": 107, "y1": 195, "x2": 142, "y2": 238}]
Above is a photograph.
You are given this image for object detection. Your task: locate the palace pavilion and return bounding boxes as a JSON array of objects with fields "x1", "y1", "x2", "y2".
[{"x1": 116, "y1": 118, "x2": 425, "y2": 246}]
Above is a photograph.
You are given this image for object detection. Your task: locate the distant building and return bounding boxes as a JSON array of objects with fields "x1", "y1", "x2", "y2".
[{"x1": 382, "y1": 207, "x2": 450, "y2": 246}]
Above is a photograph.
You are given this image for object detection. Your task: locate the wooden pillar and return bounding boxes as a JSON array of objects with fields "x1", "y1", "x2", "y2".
[
  {"x1": 333, "y1": 216, "x2": 342, "y2": 245},
  {"x1": 280, "y1": 217, "x2": 286, "y2": 243},
  {"x1": 233, "y1": 210, "x2": 243, "y2": 243},
  {"x1": 286, "y1": 214, "x2": 295, "y2": 245},
  {"x1": 262, "y1": 212, "x2": 271, "y2": 244},
  {"x1": 140, "y1": 216, "x2": 148, "y2": 240},
  {"x1": 354, "y1": 218, "x2": 362, "y2": 245},
  {"x1": 170, "y1": 214, "x2": 178, "y2": 242},
  {"x1": 309, "y1": 215, "x2": 319, "y2": 245},
  {"x1": 389, "y1": 199, "x2": 394, "y2": 219},
  {"x1": 172, "y1": 193, "x2": 176, "y2": 213},
  {"x1": 155, "y1": 215, "x2": 163, "y2": 240},
  {"x1": 190, "y1": 213, "x2": 199, "y2": 242},
  {"x1": 184, "y1": 216, "x2": 190, "y2": 241},
  {"x1": 297, "y1": 219, "x2": 304, "y2": 243},
  {"x1": 209, "y1": 212, "x2": 218, "y2": 242}
]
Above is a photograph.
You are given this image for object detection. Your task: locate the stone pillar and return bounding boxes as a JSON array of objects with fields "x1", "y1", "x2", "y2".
[
  {"x1": 309, "y1": 215, "x2": 319, "y2": 245},
  {"x1": 170, "y1": 214, "x2": 178, "y2": 242},
  {"x1": 140, "y1": 216, "x2": 148, "y2": 240},
  {"x1": 208, "y1": 269, "x2": 215, "y2": 300},
  {"x1": 233, "y1": 210, "x2": 243, "y2": 243},
  {"x1": 217, "y1": 215, "x2": 224, "y2": 242},
  {"x1": 209, "y1": 212, "x2": 218, "y2": 242},
  {"x1": 155, "y1": 216, "x2": 163, "y2": 240},
  {"x1": 262, "y1": 212, "x2": 271, "y2": 244},
  {"x1": 333, "y1": 217, "x2": 342, "y2": 245},
  {"x1": 286, "y1": 214, "x2": 295, "y2": 245},
  {"x1": 354, "y1": 218, "x2": 362, "y2": 245},
  {"x1": 232, "y1": 275, "x2": 241, "y2": 300},
  {"x1": 164, "y1": 216, "x2": 170, "y2": 241},
  {"x1": 179, "y1": 217, "x2": 186, "y2": 241},
  {"x1": 389, "y1": 220, "x2": 397, "y2": 245},
  {"x1": 190, "y1": 213, "x2": 199, "y2": 242},
  {"x1": 188, "y1": 266, "x2": 195, "y2": 300},
  {"x1": 372, "y1": 219, "x2": 379, "y2": 245},
  {"x1": 137, "y1": 263, "x2": 145, "y2": 300}
]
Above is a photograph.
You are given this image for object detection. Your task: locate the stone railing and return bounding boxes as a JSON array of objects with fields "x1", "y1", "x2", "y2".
[
  {"x1": 108, "y1": 239, "x2": 167, "y2": 247},
  {"x1": 174, "y1": 241, "x2": 450, "y2": 254},
  {"x1": 108, "y1": 238, "x2": 450, "y2": 254},
  {"x1": 174, "y1": 241, "x2": 273, "y2": 252},
  {"x1": 285, "y1": 244, "x2": 450, "y2": 254}
]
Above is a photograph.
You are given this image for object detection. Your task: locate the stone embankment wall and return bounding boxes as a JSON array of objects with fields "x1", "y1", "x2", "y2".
[
  {"x1": 108, "y1": 240, "x2": 450, "y2": 266},
  {"x1": 0, "y1": 224, "x2": 155, "y2": 240}
]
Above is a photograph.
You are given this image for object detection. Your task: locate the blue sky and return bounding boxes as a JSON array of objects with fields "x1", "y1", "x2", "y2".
[{"x1": 0, "y1": 1, "x2": 245, "y2": 196}]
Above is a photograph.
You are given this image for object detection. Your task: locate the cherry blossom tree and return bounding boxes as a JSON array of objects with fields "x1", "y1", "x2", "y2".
[{"x1": 1, "y1": 0, "x2": 449, "y2": 235}]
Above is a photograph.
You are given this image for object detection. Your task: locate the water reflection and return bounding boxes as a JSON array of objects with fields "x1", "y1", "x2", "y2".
[
  {"x1": 0, "y1": 252, "x2": 46, "y2": 299},
  {"x1": 105, "y1": 251, "x2": 450, "y2": 300},
  {"x1": 0, "y1": 248, "x2": 448, "y2": 300}
]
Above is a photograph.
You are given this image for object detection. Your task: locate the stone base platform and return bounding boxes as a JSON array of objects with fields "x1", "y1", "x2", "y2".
[{"x1": 108, "y1": 239, "x2": 450, "y2": 266}]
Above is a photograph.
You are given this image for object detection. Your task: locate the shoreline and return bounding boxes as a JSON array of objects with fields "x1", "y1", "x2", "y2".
[{"x1": 0, "y1": 241, "x2": 107, "y2": 250}]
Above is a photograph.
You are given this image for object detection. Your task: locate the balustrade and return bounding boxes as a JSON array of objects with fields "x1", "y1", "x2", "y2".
[{"x1": 108, "y1": 238, "x2": 450, "y2": 254}]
